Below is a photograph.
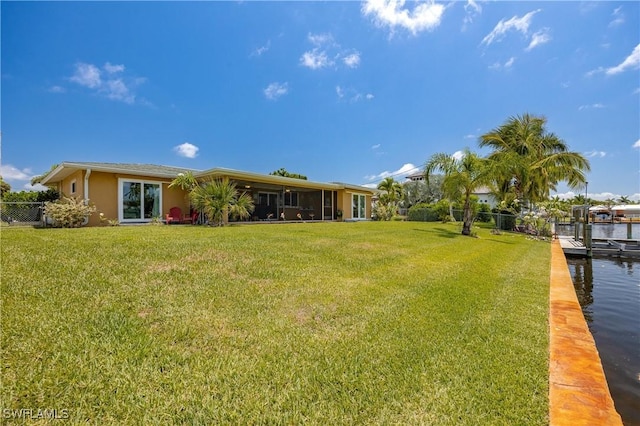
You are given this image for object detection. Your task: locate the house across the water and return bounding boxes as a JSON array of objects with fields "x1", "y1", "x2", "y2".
[{"x1": 40, "y1": 162, "x2": 375, "y2": 226}]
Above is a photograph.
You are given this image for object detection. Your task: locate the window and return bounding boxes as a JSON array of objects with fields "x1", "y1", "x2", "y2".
[
  {"x1": 118, "y1": 179, "x2": 161, "y2": 222},
  {"x1": 352, "y1": 194, "x2": 366, "y2": 220},
  {"x1": 70, "y1": 180, "x2": 76, "y2": 194},
  {"x1": 284, "y1": 191, "x2": 298, "y2": 207}
]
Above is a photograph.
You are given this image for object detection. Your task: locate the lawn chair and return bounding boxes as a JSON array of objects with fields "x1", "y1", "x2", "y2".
[{"x1": 166, "y1": 207, "x2": 192, "y2": 224}]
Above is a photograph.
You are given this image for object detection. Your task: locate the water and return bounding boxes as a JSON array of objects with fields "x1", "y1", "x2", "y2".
[
  {"x1": 566, "y1": 256, "x2": 640, "y2": 425},
  {"x1": 556, "y1": 223, "x2": 640, "y2": 240}
]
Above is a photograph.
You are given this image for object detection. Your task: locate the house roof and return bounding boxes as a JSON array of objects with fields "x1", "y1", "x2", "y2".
[
  {"x1": 40, "y1": 162, "x2": 200, "y2": 184},
  {"x1": 40, "y1": 162, "x2": 375, "y2": 194}
]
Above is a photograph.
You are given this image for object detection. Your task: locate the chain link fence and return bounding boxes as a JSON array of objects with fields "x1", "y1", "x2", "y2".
[{"x1": 0, "y1": 202, "x2": 45, "y2": 227}]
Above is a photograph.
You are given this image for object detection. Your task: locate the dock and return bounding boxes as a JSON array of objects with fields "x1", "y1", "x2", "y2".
[
  {"x1": 557, "y1": 236, "x2": 587, "y2": 256},
  {"x1": 558, "y1": 236, "x2": 640, "y2": 258}
]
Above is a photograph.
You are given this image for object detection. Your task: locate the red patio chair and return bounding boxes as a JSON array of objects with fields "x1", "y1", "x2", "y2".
[{"x1": 166, "y1": 207, "x2": 192, "y2": 224}]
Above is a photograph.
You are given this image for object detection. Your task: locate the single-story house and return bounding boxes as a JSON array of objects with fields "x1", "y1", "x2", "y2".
[{"x1": 40, "y1": 162, "x2": 375, "y2": 226}]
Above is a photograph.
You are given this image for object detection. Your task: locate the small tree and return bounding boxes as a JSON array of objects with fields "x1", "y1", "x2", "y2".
[
  {"x1": 44, "y1": 196, "x2": 96, "y2": 228},
  {"x1": 0, "y1": 176, "x2": 11, "y2": 198},
  {"x1": 190, "y1": 178, "x2": 254, "y2": 226}
]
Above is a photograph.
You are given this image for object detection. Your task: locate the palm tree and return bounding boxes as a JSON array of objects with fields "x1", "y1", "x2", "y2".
[
  {"x1": 480, "y1": 113, "x2": 590, "y2": 207},
  {"x1": 168, "y1": 171, "x2": 199, "y2": 192},
  {"x1": 618, "y1": 195, "x2": 630, "y2": 205},
  {"x1": 377, "y1": 177, "x2": 403, "y2": 205},
  {"x1": 424, "y1": 149, "x2": 490, "y2": 236},
  {"x1": 190, "y1": 178, "x2": 254, "y2": 226}
]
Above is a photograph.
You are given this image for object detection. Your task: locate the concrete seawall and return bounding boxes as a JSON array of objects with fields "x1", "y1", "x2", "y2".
[{"x1": 549, "y1": 240, "x2": 622, "y2": 425}]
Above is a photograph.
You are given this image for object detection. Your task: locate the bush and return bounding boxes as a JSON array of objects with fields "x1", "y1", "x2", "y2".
[
  {"x1": 477, "y1": 203, "x2": 492, "y2": 223},
  {"x1": 373, "y1": 203, "x2": 396, "y2": 221},
  {"x1": 407, "y1": 204, "x2": 439, "y2": 222},
  {"x1": 44, "y1": 197, "x2": 96, "y2": 228}
]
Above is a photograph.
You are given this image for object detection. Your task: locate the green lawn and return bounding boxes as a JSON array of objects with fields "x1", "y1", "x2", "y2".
[{"x1": 1, "y1": 222, "x2": 549, "y2": 424}]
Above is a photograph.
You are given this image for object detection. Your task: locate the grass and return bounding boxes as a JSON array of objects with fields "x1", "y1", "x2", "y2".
[{"x1": 1, "y1": 221, "x2": 550, "y2": 424}]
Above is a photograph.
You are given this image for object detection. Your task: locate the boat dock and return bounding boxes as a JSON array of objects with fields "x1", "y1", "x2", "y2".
[{"x1": 558, "y1": 236, "x2": 640, "y2": 258}]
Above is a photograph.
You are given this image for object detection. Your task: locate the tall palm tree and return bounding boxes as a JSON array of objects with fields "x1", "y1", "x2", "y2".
[
  {"x1": 480, "y1": 114, "x2": 590, "y2": 207},
  {"x1": 618, "y1": 195, "x2": 630, "y2": 205},
  {"x1": 424, "y1": 149, "x2": 490, "y2": 236},
  {"x1": 377, "y1": 177, "x2": 404, "y2": 205},
  {"x1": 190, "y1": 178, "x2": 254, "y2": 226}
]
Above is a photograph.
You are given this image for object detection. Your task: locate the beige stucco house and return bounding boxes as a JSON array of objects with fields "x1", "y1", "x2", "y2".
[{"x1": 40, "y1": 162, "x2": 374, "y2": 226}]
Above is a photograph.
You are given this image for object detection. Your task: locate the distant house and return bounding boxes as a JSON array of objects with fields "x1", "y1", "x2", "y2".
[
  {"x1": 405, "y1": 172, "x2": 425, "y2": 182},
  {"x1": 40, "y1": 162, "x2": 375, "y2": 226},
  {"x1": 471, "y1": 186, "x2": 498, "y2": 210}
]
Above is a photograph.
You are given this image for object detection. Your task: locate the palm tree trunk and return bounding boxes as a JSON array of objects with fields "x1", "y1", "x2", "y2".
[{"x1": 462, "y1": 194, "x2": 473, "y2": 236}]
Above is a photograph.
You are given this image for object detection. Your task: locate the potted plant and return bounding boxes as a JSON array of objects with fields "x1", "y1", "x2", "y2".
[{"x1": 336, "y1": 209, "x2": 343, "y2": 221}]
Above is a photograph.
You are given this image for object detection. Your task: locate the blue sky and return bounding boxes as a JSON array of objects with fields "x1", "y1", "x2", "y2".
[{"x1": 2, "y1": 1, "x2": 639, "y2": 201}]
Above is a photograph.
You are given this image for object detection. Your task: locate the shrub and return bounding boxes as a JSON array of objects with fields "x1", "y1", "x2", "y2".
[
  {"x1": 407, "y1": 204, "x2": 439, "y2": 221},
  {"x1": 477, "y1": 203, "x2": 492, "y2": 222},
  {"x1": 44, "y1": 197, "x2": 96, "y2": 228},
  {"x1": 373, "y1": 203, "x2": 396, "y2": 221}
]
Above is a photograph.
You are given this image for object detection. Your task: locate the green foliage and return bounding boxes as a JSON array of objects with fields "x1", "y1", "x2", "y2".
[
  {"x1": 424, "y1": 149, "x2": 491, "y2": 235},
  {"x1": 477, "y1": 202, "x2": 492, "y2": 222},
  {"x1": 190, "y1": 178, "x2": 254, "y2": 226},
  {"x1": 402, "y1": 176, "x2": 444, "y2": 207},
  {"x1": 269, "y1": 168, "x2": 308, "y2": 180},
  {"x1": 0, "y1": 176, "x2": 11, "y2": 198},
  {"x1": 1, "y1": 188, "x2": 59, "y2": 203},
  {"x1": 375, "y1": 177, "x2": 404, "y2": 221},
  {"x1": 44, "y1": 196, "x2": 97, "y2": 228},
  {"x1": 480, "y1": 113, "x2": 590, "y2": 205},
  {"x1": 372, "y1": 202, "x2": 395, "y2": 221}
]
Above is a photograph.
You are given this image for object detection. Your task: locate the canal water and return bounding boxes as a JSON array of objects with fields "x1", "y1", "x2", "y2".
[
  {"x1": 555, "y1": 222, "x2": 640, "y2": 240},
  {"x1": 565, "y1": 254, "x2": 640, "y2": 425}
]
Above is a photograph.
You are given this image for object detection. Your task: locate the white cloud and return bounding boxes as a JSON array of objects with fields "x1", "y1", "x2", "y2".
[
  {"x1": 372, "y1": 144, "x2": 381, "y2": 149},
  {"x1": 174, "y1": 142, "x2": 199, "y2": 159},
  {"x1": 452, "y1": 151, "x2": 464, "y2": 160},
  {"x1": 488, "y1": 57, "x2": 515, "y2": 70},
  {"x1": 104, "y1": 62, "x2": 125, "y2": 74},
  {"x1": 308, "y1": 33, "x2": 334, "y2": 46},
  {"x1": 365, "y1": 163, "x2": 419, "y2": 181},
  {"x1": 605, "y1": 43, "x2": 640, "y2": 75},
  {"x1": 481, "y1": 9, "x2": 541, "y2": 46},
  {"x1": 335, "y1": 86, "x2": 374, "y2": 102},
  {"x1": 578, "y1": 103, "x2": 605, "y2": 110},
  {"x1": 362, "y1": 0, "x2": 446, "y2": 36},
  {"x1": 68, "y1": 62, "x2": 145, "y2": 104},
  {"x1": 462, "y1": 0, "x2": 482, "y2": 30},
  {"x1": 104, "y1": 78, "x2": 135, "y2": 103},
  {"x1": 584, "y1": 150, "x2": 606, "y2": 158},
  {"x1": 23, "y1": 183, "x2": 49, "y2": 192},
  {"x1": 609, "y1": 6, "x2": 624, "y2": 27},
  {"x1": 70, "y1": 63, "x2": 102, "y2": 89},
  {"x1": 264, "y1": 82, "x2": 289, "y2": 100},
  {"x1": 343, "y1": 52, "x2": 361, "y2": 68},
  {"x1": 526, "y1": 28, "x2": 551, "y2": 51},
  {"x1": 0, "y1": 164, "x2": 32, "y2": 181},
  {"x1": 301, "y1": 32, "x2": 360, "y2": 71},
  {"x1": 464, "y1": 134, "x2": 476, "y2": 139},
  {"x1": 633, "y1": 139, "x2": 640, "y2": 149},
  {"x1": 251, "y1": 40, "x2": 271, "y2": 57},
  {"x1": 300, "y1": 49, "x2": 333, "y2": 70}
]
